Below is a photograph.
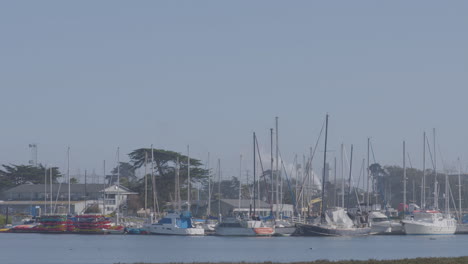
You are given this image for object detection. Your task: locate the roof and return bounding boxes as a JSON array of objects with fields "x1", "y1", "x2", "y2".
[
  {"x1": 4, "y1": 184, "x2": 135, "y2": 194},
  {"x1": 0, "y1": 200, "x2": 91, "y2": 205},
  {"x1": 218, "y1": 199, "x2": 271, "y2": 209}
]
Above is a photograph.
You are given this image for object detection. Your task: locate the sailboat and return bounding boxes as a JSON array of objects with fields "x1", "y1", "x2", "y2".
[
  {"x1": 295, "y1": 115, "x2": 371, "y2": 236},
  {"x1": 402, "y1": 130, "x2": 457, "y2": 235},
  {"x1": 215, "y1": 132, "x2": 274, "y2": 236}
]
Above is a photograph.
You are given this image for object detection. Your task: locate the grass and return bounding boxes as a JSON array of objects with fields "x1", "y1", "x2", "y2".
[{"x1": 124, "y1": 257, "x2": 468, "y2": 264}]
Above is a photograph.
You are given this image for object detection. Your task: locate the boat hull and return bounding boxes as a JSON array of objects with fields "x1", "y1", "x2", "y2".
[
  {"x1": 295, "y1": 223, "x2": 371, "y2": 237},
  {"x1": 215, "y1": 227, "x2": 274, "y2": 236},
  {"x1": 274, "y1": 227, "x2": 297, "y2": 236},
  {"x1": 148, "y1": 225, "x2": 204, "y2": 236},
  {"x1": 402, "y1": 221, "x2": 456, "y2": 235}
]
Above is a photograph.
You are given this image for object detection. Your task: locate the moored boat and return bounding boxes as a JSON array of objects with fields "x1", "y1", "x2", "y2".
[
  {"x1": 402, "y1": 210, "x2": 456, "y2": 235},
  {"x1": 147, "y1": 211, "x2": 204, "y2": 235},
  {"x1": 215, "y1": 217, "x2": 274, "y2": 236}
]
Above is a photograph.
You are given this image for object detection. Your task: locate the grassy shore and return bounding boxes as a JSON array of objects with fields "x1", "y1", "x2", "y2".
[{"x1": 125, "y1": 257, "x2": 468, "y2": 264}]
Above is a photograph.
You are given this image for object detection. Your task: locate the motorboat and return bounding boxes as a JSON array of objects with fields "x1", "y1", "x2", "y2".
[
  {"x1": 402, "y1": 210, "x2": 456, "y2": 235},
  {"x1": 215, "y1": 216, "x2": 274, "y2": 236},
  {"x1": 368, "y1": 211, "x2": 392, "y2": 234},
  {"x1": 147, "y1": 211, "x2": 204, "y2": 236}
]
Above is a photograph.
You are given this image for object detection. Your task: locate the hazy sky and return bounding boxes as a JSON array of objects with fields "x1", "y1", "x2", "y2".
[{"x1": 1, "y1": 1, "x2": 467, "y2": 181}]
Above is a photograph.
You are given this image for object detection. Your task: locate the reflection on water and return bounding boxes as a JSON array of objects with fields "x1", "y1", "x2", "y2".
[{"x1": 0, "y1": 233, "x2": 465, "y2": 264}]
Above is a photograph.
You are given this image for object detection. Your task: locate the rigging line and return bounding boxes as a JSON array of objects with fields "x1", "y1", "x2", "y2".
[
  {"x1": 448, "y1": 177, "x2": 458, "y2": 218},
  {"x1": 296, "y1": 118, "x2": 326, "y2": 201},
  {"x1": 254, "y1": 135, "x2": 271, "y2": 205},
  {"x1": 278, "y1": 149, "x2": 297, "y2": 208},
  {"x1": 369, "y1": 140, "x2": 377, "y2": 164},
  {"x1": 425, "y1": 136, "x2": 436, "y2": 170},
  {"x1": 407, "y1": 152, "x2": 414, "y2": 169}
]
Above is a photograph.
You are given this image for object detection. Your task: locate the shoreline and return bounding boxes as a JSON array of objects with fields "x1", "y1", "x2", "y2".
[{"x1": 126, "y1": 257, "x2": 468, "y2": 264}]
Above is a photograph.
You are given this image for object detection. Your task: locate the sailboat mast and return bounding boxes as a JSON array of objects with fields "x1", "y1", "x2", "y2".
[
  {"x1": 217, "y1": 159, "x2": 221, "y2": 218},
  {"x1": 275, "y1": 117, "x2": 279, "y2": 218},
  {"x1": 347, "y1": 145, "x2": 353, "y2": 210},
  {"x1": 144, "y1": 152, "x2": 148, "y2": 215},
  {"x1": 187, "y1": 145, "x2": 191, "y2": 210},
  {"x1": 175, "y1": 157, "x2": 179, "y2": 210},
  {"x1": 67, "y1": 146, "x2": 71, "y2": 215},
  {"x1": 366, "y1": 138, "x2": 370, "y2": 211},
  {"x1": 458, "y1": 158, "x2": 462, "y2": 223},
  {"x1": 117, "y1": 147, "x2": 120, "y2": 224},
  {"x1": 50, "y1": 167, "x2": 53, "y2": 214},
  {"x1": 433, "y1": 128, "x2": 438, "y2": 210},
  {"x1": 422, "y1": 132, "x2": 426, "y2": 209},
  {"x1": 403, "y1": 141, "x2": 407, "y2": 214},
  {"x1": 103, "y1": 160, "x2": 106, "y2": 215},
  {"x1": 270, "y1": 128, "x2": 274, "y2": 214},
  {"x1": 341, "y1": 144, "x2": 345, "y2": 208},
  {"x1": 207, "y1": 152, "x2": 211, "y2": 216},
  {"x1": 44, "y1": 164, "x2": 47, "y2": 215},
  {"x1": 239, "y1": 154, "x2": 242, "y2": 212},
  {"x1": 320, "y1": 114, "x2": 328, "y2": 221},
  {"x1": 334, "y1": 157, "x2": 337, "y2": 207},
  {"x1": 253, "y1": 132, "x2": 257, "y2": 216}
]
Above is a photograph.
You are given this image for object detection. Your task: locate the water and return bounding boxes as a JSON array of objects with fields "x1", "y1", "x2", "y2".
[{"x1": 0, "y1": 233, "x2": 467, "y2": 264}]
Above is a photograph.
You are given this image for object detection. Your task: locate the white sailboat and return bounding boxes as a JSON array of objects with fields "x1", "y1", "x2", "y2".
[{"x1": 402, "y1": 130, "x2": 456, "y2": 235}]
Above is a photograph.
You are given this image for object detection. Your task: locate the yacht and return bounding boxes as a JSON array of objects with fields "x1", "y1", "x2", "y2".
[
  {"x1": 402, "y1": 210, "x2": 456, "y2": 235},
  {"x1": 147, "y1": 211, "x2": 204, "y2": 235},
  {"x1": 368, "y1": 211, "x2": 392, "y2": 234},
  {"x1": 215, "y1": 216, "x2": 274, "y2": 236}
]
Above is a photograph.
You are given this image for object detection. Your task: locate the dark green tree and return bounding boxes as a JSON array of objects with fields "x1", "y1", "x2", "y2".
[{"x1": 0, "y1": 164, "x2": 62, "y2": 192}]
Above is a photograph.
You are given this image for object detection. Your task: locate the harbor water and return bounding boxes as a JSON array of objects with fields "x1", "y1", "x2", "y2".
[{"x1": 0, "y1": 233, "x2": 466, "y2": 264}]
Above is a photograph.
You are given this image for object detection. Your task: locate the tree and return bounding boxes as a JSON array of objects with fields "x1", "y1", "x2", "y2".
[
  {"x1": 0, "y1": 164, "x2": 62, "y2": 192},
  {"x1": 70, "y1": 177, "x2": 79, "y2": 184},
  {"x1": 109, "y1": 162, "x2": 137, "y2": 185},
  {"x1": 128, "y1": 148, "x2": 209, "y2": 212}
]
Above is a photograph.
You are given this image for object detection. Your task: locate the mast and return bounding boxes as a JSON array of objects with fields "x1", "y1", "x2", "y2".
[
  {"x1": 270, "y1": 128, "x2": 274, "y2": 214},
  {"x1": 151, "y1": 145, "x2": 160, "y2": 220},
  {"x1": 334, "y1": 157, "x2": 337, "y2": 207},
  {"x1": 253, "y1": 132, "x2": 257, "y2": 216},
  {"x1": 117, "y1": 147, "x2": 120, "y2": 224},
  {"x1": 239, "y1": 154, "x2": 242, "y2": 213},
  {"x1": 84, "y1": 169, "x2": 88, "y2": 212},
  {"x1": 217, "y1": 159, "x2": 221, "y2": 218},
  {"x1": 187, "y1": 145, "x2": 191, "y2": 211},
  {"x1": 175, "y1": 157, "x2": 179, "y2": 211},
  {"x1": 103, "y1": 160, "x2": 106, "y2": 215},
  {"x1": 403, "y1": 141, "x2": 407, "y2": 214},
  {"x1": 67, "y1": 147, "x2": 71, "y2": 214},
  {"x1": 320, "y1": 114, "x2": 329, "y2": 222},
  {"x1": 341, "y1": 144, "x2": 345, "y2": 208},
  {"x1": 458, "y1": 158, "x2": 462, "y2": 223},
  {"x1": 433, "y1": 128, "x2": 438, "y2": 210},
  {"x1": 44, "y1": 164, "x2": 47, "y2": 215},
  {"x1": 346, "y1": 145, "x2": 354, "y2": 210},
  {"x1": 275, "y1": 117, "x2": 279, "y2": 218},
  {"x1": 50, "y1": 167, "x2": 53, "y2": 214},
  {"x1": 207, "y1": 152, "x2": 211, "y2": 217},
  {"x1": 144, "y1": 152, "x2": 148, "y2": 215},
  {"x1": 422, "y1": 132, "x2": 426, "y2": 209},
  {"x1": 366, "y1": 138, "x2": 370, "y2": 211}
]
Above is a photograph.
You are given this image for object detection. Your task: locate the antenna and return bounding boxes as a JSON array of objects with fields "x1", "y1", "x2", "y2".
[{"x1": 29, "y1": 144, "x2": 38, "y2": 167}]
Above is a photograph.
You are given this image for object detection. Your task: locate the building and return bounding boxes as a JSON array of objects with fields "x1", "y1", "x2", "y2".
[
  {"x1": 0, "y1": 183, "x2": 137, "y2": 216},
  {"x1": 207, "y1": 199, "x2": 294, "y2": 218}
]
